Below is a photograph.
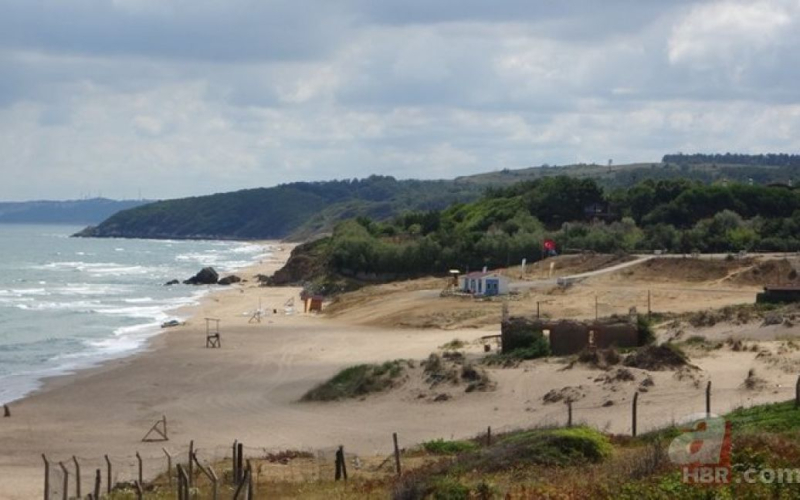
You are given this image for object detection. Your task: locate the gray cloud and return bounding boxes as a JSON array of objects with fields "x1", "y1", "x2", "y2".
[{"x1": 0, "y1": 0, "x2": 799, "y2": 201}]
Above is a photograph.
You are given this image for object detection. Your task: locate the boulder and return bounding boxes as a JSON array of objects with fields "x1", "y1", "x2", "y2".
[
  {"x1": 218, "y1": 275, "x2": 242, "y2": 286},
  {"x1": 164, "y1": 279, "x2": 180, "y2": 286},
  {"x1": 183, "y1": 267, "x2": 219, "y2": 285}
]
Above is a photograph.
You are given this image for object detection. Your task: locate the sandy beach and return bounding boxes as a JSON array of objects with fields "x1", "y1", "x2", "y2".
[{"x1": 2, "y1": 247, "x2": 800, "y2": 498}]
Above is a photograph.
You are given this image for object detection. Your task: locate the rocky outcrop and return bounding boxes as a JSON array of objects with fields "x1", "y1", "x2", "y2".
[
  {"x1": 164, "y1": 279, "x2": 180, "y2": 286},
  {"x1": 218, "y1": 275, "x2": 242, "y2": 286},
  {"x1": 183, "y1": 267, "x2": 219, "y2": 285}
]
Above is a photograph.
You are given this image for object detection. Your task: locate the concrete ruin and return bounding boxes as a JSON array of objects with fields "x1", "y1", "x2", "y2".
[{"x1": 501, "y1": 316, "x2": 640, "y2": 356}]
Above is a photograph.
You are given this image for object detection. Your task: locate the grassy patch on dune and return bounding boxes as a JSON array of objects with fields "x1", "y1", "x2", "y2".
[{"x1": 301, "y1": 360, "x2": 410, "y2": 401}]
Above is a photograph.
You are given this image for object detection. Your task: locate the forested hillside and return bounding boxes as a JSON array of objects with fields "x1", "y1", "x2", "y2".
[
  {"x1": 272, "y1": 176, "x2": 800, "y2": 294},
  {"x1": 75, "y1": 154, "x2": 800, "y2": 241},
  {"x1": 74, "y1": 176, "x2": 482, "y2": 240}
]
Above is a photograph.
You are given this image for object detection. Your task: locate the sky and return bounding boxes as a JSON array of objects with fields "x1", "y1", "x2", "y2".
[{"x1": 1, "y1": 0, "x2": 800, "y2": 201}]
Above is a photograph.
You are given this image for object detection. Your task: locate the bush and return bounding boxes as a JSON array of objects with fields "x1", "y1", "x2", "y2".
[
  {"x1": 476, "y1": 427, "x2": 613, "y2": 470},
  {"x1": 637, "y1": 315, "x2": 656, "y2": 345},
  {"x1": 301, "y1": 360, "x2": 408, "y2": 401},
  {"x1": 423, "y1": 439, "x2": 480, "y2": 455},
  {"x1": 430, "y1": 478, "x2": 470, "y2": 500}
]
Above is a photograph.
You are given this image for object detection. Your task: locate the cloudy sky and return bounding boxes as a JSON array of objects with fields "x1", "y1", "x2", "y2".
[{"x1": 1, "y1": 0, "x2": 799, "y2": 201}]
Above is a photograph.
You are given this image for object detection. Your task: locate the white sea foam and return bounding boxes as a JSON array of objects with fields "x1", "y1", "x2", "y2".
[{"x1": 0, "y1": 230, "x2": 269, "y2": 405}]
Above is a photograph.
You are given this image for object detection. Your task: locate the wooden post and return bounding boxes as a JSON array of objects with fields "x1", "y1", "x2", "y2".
[
  {"x1": 188, "y1": 440, "x2": 194, "y2": 489},
  {"x1": 232, "y1": 470, "x2": 250, "y2": 500},
  {"x1": 706, "y1": 381, "x2": 712, "y2": 416},
  {"x1": 163, "y1": 447, "x2": 173, "y2": 488},
  {"x1": 72, "y1": 455, "x2": 81, "y2": 499},
  {"x1": 177, "y1": 463, "x2": 188, "y2": 500},
  {"x1": 632, "y1": 392, "x2": 639, "y2": 437},
  {"x1": 536, "y1": 301, "x2": 540, "y2": 319},
  {"x1": 134, "y1": 480, "x2": 143, "y2": 500},
  {"x1": 58, "y1": 462, "x2": 68, "y2": 500},
  {"x1": 341, "y1": 446, "x2": 348, "y2": 481},
  {"x1": 3, "y1": 404, "x2": 9, "y2": 417},
  {"x1": 567, "y1": 401, "x2": 573, "y2": 428},
  {"x1": 795, "y1": 375, "x2": 800, "y2": 409},
  {"x1": 42, "y1": 454, "x2": 49, "y2": 500},
  {"x1": 163, "y1": 415, "x2": 168, "y2": 440},
  {"x1": 94, "y1": 469, "x2": 101, "y2": 500},
  {"x1": 207, "y1": 466, "x2": 219, "y2": 500},
  {"x1": 487, "y1": 426, "x2": 492, "y2": 446},
  {"x1": 105, "y1": 455, "x2": 112, "y2": 496},
  {"x1": 647, "y1": 290, "x2": 652, "y2": 318},
  {"x1": 136, "y1": 451, "x2": 143, "y2": 486},
  {"x1": 246, "y1": 460, "x2": 254, "y2": 499},
  {"x1": 335, "y1": 446, "x2": 347, "y2": 481},
  {"x1": 193, "y1": 452, "x2": 218, "y2": 500},
  {"x1": 232, "y1": 440, "x2": 238, "y2": 483},
  {"x1": 236, "y1": 442, "x2": 244, "y2": 483},
  {"x1": 393, "y1": 432, "x2": 401, "y2": 476}
]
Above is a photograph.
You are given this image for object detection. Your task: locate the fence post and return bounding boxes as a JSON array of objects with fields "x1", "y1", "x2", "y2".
[
  {"x1": 163, "y1": 447, "x2": 173, "y2": 488},
  {"x1": 94, "y1": 468, "x2": 101, "y2": 500},
  {"x1": 72, "y1": 455, "x2": 81, "y2": 499},
  {"x1": 177, "y1": 463, "x2": 189, "y2": 500},
  {"x1": 236, "y1": 442, "x2": 244, "y2": 483},
  {"x1": 134, "y1": 480, "x2": 143, "y2": 500},
  {"x1": 632, "y1": 392, "x2": 639, "y2": 437},
  {"x1": 706, "y1": 381, "x2": 712, "y2": 416},
  {"x1": 58, "y1": 462, "x2": 68, "y2": 500},
  {"x1": 136, "y1": 451, "x2": 143, "y2": 486},
  {"x1": 247, "y1": 460, "x2": 254, "y2": 499},
  {"x1": 487, "y1": 426, "x2": 492, "y2": 447},
  {"x1": 232, "y1": 440, "x2": 238, "y2": 484},
  {"x1": 232, "y1": 469, "x2": 250, "y2": 500},
  {"x1": 42, "y1": 454, "x2": 49, "y2": 500},
  {"x1": 567, "y1": 401, "x2": 573, "y2": 428},
  {"x1": 188, "y1": 440, "x2": 194, "y2": 489},
  {"x1": 207, "y1": 465, "x2": 219, "y2": 500},
  {"x1": 393, "y1": 432, "x2": 402, "y2": 476},
  {"x1": 105, "y1": 455, "x2": 112, "y2": 496}
]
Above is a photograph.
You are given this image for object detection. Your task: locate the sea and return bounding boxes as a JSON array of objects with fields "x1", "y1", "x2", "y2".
[{"x1": 0, "y1": 224, "x2": 270, "y2": 405}]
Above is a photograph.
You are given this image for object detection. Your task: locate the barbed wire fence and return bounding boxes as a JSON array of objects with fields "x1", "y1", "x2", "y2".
[{"x1": 41, "y1": 376, "x2": 800, "y2": 499}]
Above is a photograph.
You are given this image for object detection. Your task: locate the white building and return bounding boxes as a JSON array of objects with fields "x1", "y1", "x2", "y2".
[{"x1": 459, "y1": 271, "x2": 510, "y2": 296}]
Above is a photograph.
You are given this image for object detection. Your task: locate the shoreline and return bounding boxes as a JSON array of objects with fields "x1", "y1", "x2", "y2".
[
  {"x1": 16, "y1": 240, "x2": 296, "y2": 406},
  {"x1": 0, "y1": 240, "x2": 293, "y2": 408}
]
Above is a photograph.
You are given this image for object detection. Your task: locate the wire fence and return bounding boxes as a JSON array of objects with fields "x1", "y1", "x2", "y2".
[{"x1": 41, "y1": 379, "x2": 800, "y2": 499}]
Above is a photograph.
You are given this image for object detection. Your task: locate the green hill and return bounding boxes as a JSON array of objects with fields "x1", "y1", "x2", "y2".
[{"x1": 75, "y1": 154, "x2": 800, "y2": 241}]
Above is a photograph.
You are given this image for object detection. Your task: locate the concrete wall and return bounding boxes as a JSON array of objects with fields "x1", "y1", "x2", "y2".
[{"x1": 502, "y1": 317, "x2": 638, "y2": 356}]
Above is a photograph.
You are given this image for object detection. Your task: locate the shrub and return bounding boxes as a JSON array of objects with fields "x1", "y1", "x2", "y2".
[
  {"x1": 637, "y1": 315, "x2": 656, "y2": 345},
  {"x1": 423, "y1": 439, "x2": 480, "y2": 455},
  {"x1": 301, "y1": 360, "x2": 408, "y2": 401},
  {"x1": 430, "y1": 478, "x2": 470, "y2": 500}
]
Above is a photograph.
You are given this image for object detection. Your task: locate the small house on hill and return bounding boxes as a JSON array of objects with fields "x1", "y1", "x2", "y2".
[{"x1": 459, "y1": 271, "x2": 510, "y2": 296}]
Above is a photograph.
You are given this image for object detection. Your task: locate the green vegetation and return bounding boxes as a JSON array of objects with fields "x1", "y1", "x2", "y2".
[
  {"x1": 115, "y1": 399, "x2": 800, "y2": 499},
  {"x1": 422, "y1": 439, "x2": 480, "y2": 455},
  {"x1": 439, "y1": 339, "x2": 467, "y2": 350},
  {"x1": 76, "y1": 154, "x2": 800, "y2": 242},
  {"x1": 727, "y1": 400, "x2": 800, "y2": 433},
  {"x1": 275, "y1": 175, "x2": 800, "y2": 292},
  {"x1": 301, "y1": 360, "x2": 409, "y2": 401}
]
